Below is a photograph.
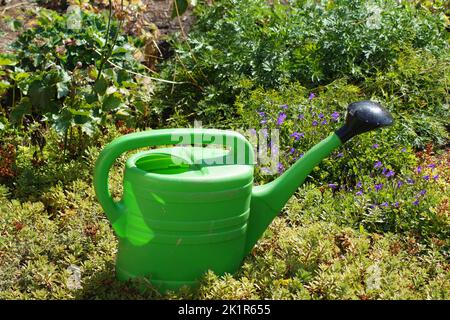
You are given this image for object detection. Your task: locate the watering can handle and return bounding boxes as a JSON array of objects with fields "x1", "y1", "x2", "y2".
[{"x1": 93, "y1": 128, "x2": 254, "y2": 231}]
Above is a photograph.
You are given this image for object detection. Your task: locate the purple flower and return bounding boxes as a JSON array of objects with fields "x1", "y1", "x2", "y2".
[
  {"x1": 277, "y1": 162, "x2": 284, "y2": 173},
  {"x1": 372, "y1": 143, "x2": 379, "y2": 149},
  {"x1": 374, "y1": 161, "x2": 382, "y2": 169},
  {"x1": 433, "y1": 174, "x2": 439, "y2": 180},
  {"x1": 289, "y1": 147, "x2": 295, "y2": 154},
  {"x1": 380, "y1": 202, "x2": 389, "y2": 207},
  {"x1": 423, "y1": 175, "x2": 430, "y2": 181},
  {"x1": 281, "y1": 104, "x2": 289, "y2": 109},
  {"x1": 412, "y1": 199, "x2": 419, "y2": 206},
  {"x1": 374, "y1": 183, "x2": 383, "y2": 192},
  {"x1": 321, "y1": 119, "x2": 327, "y2": 125},
  {"x1": 257, "y1": 111, "x2": 265, "y2": 117},
  {"x1": 337, "y1": 152, "x2": 344, "y2": 158},
  {"x1": 397, "y1": 180, "x2": 404, "y2": 188},
  {"x1": 417, "y1": 166, "x2": 422, "y2": 174},
  {"x1": 384, "y1": 170, "x2": 395, "y2": 178},
  {"x1": 356, "y1": 181, "x2": 362, "y2": 189},
  {"x1": 298, "y1": 153, "x2": 304, "y2": 159},
  {"x1": 427, "y1": 164, "x2": 436, "y2": 169},
  {"x1": 277, "y1": 112, "x2": 287, "y2": 125},
  {"x1": 298, "y1": 114, "x2": 304, "y2": 120},
  {"x1": 393, "y1": 202, "x2": 399, "y2": 207},
  {"x1": 328, "y1": 183, "x2": 338, "y2": 189},
  {"x1": 249, "y1": 128, "x2": 256, "y2": 135},
  {"x1": 261, "y1": 119, "x2": 267, "y2": 124},
  {"x1": 331, "y1": 112, "x2": 340, "y2": 121},
  {"x1": 419, "y1": 189, "x2": 427, "y2": 196},
  {"x1": 356, "y1": 191, "x2": 363, "y2": 196},
  {"x1": 291, "y1": 132, "x2": 305, "y2": 140},
  {"x1": 382, "y1": 168, "x2": 387, "y2": 175},
  {"x1": 318, "y1": 113, "x2": 324, "y2": 119},
  {"x1": 407, "y1": 178, "x2": 415, "y2": 184},
  {"x1": 312, "y1": 120, "x2": 318, "y2": 126},
  {"x1": 309, "y1": 92, "x2": 316, "y2": 100},
  {"x1": 401, "y1": 147, "x2": 407, "y2": 153}
]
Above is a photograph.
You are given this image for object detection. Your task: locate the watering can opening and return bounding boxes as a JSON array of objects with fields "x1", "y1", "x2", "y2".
[
  {"x1": 127, "y1": 145, "x2": 253, "y2": 183},
  {"x1": 135, "y1": 153, "x2": 191, "y2": 175}
]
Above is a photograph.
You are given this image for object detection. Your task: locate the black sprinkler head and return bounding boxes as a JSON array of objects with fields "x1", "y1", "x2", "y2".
[{"x1": 335, "y1": 100, "x2": 394, "y2": 143}]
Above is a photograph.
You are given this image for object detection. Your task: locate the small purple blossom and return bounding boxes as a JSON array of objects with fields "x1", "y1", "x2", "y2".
[
  {"x1": 312, "y1": 120, "x2": 318, "y2": 126},
  {"x1": 401, "y1": 147, "x2": 407, "y2": 152},
  {"x1": 382, "y1": 168, "x2": 387, "y2": 175},
  {"x1": 331, "y1": 112, "x2": 340, "y2": 121},
  {"x1": 407, "y1": 178, "x2": 415, "y2": 184},
  {"x1": 380, "y1": 202, "x2": 389, "y2": 207},
  {"x1": 423, "y1": 175, "x2": 430, "y2": 181},
  {"x1": 417, "y1": 166, "x2": 422, "y2": 174},
  {"x1": 384, "y1": 170, "x2": 395, "y2": 178},
  {"x1": 298, "y1": 153, "x2": 304, "y2": 159},
  {"x1": 393, "y1": 202, "x2": 399, "y2": 207},
  {"x1": 433, "y1": 174, "x2": 439, "y2": 180},
  {"x1": 328, "y1": 183, "x2": 338, "y2": 189},
  {"x1": 321, "y1": 119, "x2": 328, "y2": 125},
  {"x1": 257, "y1": 111, "x2": 265, "y2": 117},
  {"x1": 261, "y1": 119, "x2": 267, "y2": 124},
  {"x1": 309, "y1": 92, "x2": 316, "y2": 100},
  {"x1": 374, "y1": 183, "x2": 383, "y2": 192},
  {"x1": 419, "y1": 189, "x2": 427, "y2": 196},
  {"x1": 291, "y1": 132, "x2": 305, "y2": 140},
  {"x1": 372, "y1": 143, "x2": 379, "y2": 149},
  {"x1": 412, "y1": 199, "x2": 420, "y2": 206},
  {"x1": 249, "y1": 128, "x2": 256, "y2": 135},
  {"x1": 318, "y1": 113, "x2": 324, "y2": 119},
  {"x1": 281, "y1": 104, "x2": 289, "y2": 109},
  {"x1": 277, "y1": 112, "x2": 287, "y2": 125},
  {"x1": 277, "y1": 162, "x2": 284, "y2": 173},
  {"x1": 356, "y1": 181, "x2": 362, "y2": 189},
  {"x1": 397, "y1": 180, "x2": 404, "y2": 188},
  {"x1": 337, "y1": 152, "x2": 344, "y2": 158},
  {"x1": 298, "y1": 114, "x2": 304, "y2": 120},
  {"x1": 356, "y1": 191, "x2": 363, "y2": 196},
  {"x1": 427, "y1": 163, "x2": 436, "y2": 169},
  {"x1": 374, "y1": 161, "x2": 382, "y2": 169},
  {"x1": 289, "y1": 147, "x2": 295, "y2": 154}
]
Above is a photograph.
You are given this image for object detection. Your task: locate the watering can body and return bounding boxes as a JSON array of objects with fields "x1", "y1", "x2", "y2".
[
  {"x1": 94, "y1": 101, "x2": 394, "y2": 292},
  {"x1": 94, "y1": 129, "x2": 256, "y2": 291}
]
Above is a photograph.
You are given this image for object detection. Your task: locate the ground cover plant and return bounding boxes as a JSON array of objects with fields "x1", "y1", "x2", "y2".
[{"x1": 0, "y1": 0, "x2": 449, "y2": 299}]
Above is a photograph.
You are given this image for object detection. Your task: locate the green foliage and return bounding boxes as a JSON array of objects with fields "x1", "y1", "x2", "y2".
[
  {"x1": 1, "y1": 184, "x2": 448, "y2": 299},
  {"x1": 0, "y1": 8, "x2": 155, "y2": 155},
  {"x1": 156, "y1": 0, "x2": 448, "y2": 125}
]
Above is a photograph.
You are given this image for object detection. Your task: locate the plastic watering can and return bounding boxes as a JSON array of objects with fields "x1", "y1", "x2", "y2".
[{"x1": 94, "y1": 101, "x2": 393, "y2": 291}]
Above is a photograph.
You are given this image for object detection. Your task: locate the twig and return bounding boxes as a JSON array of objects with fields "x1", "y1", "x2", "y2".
[
  {"x1": 172, "y1": 0, "x2": 210, "y2": 85},
  {"x1": 105, "y1": 59, "x2": 186, "y2": 84},
  {"x1": 1, "y1": 1, "x2": 28, "y2": 15},
  {"x1": 95, "y1": 0, "x2": 114, "y2": 82}
]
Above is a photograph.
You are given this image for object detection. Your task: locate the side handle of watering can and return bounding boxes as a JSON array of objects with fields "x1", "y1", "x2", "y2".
[{"x1": 93, "y1": 128, "x2": 254, "y2": 237}]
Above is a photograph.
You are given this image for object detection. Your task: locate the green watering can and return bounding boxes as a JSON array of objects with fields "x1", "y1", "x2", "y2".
[{"x1": 94, "y1": 101, "x2": 393, "y2": 292}]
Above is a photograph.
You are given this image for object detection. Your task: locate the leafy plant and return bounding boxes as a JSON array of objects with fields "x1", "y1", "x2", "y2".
[{"x1": 0, "y1": 8, "x2": 155, "y2": 156}]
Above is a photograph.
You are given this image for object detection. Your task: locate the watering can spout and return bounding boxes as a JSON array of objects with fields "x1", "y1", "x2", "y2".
[{"x1": 245, "y1": 101, "x2": 393, "y2": 254}]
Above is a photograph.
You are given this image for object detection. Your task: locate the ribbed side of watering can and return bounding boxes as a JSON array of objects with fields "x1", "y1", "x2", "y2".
[{"x1": 115, "y1": 147, "x2": 254, "y2": 291}]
